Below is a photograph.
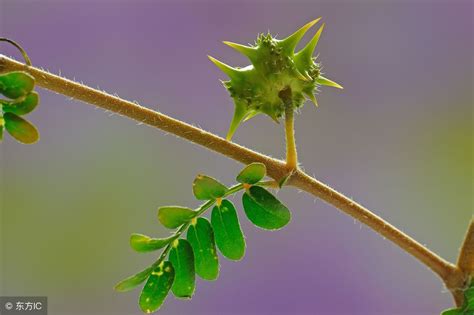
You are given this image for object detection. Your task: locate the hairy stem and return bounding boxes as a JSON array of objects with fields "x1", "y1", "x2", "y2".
[
  {"x1": 0, "y1": 54, "x2": 464, "y2": 303},
  {"x1": 280, "y1": 86, "x2": 297, "y2": 171},
  {"x1": 291, "y1": 171, "x2": 465, "y2": 305},
  {"x1": 284, "y1": 106, "x2": 298, "y2": 170}
]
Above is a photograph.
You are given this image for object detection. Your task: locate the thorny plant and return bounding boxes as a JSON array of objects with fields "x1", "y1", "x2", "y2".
[{"x1": 0, "y1": 20, "x2": 472, "y2": 315}]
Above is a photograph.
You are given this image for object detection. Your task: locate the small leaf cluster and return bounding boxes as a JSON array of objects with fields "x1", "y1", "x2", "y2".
[
  {"x1": 0, "y1": 71, "x2": 40, "y2": 143},
  {"x1": 208, "y1": 18, "x2": 343, "y2": 140},
  {"x1": 441, "y1": 281, "x2": 474, "y2": 315},
  {"x1": 115, "y1": 163, "x2": 291, "y2": 313},
  {"x1": 0, "y1": 38, "x2": 40, "y2": 144}
]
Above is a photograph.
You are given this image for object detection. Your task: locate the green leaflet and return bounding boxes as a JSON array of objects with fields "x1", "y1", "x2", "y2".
[
  {"x1": 0, "y1": 71, "x2": 35, "y2": 99},
  {"x1": 114, "y1": 266, "x2": 153, "y2": 292},
  {"x1": 186, "y1": 217, "x2": 219, "y2": 280},
  {"x1": 158, "y1": 206, "x2": 196, "y2": 229},
  {"x1": 169, "y1": 239, "x2": 195, "y2": 298},
  {"x1": 130, "y1": 233, "x2": 176, "y2": 253},
  {"x1": 236, "y1": 163, "x2": 266, "y2": 185},
  {"x1": 242, "y1": 186, "x2": 291, "y2": 230},
  {"x1": 139, "y1": 261, "x2": 175, "y2": 314},
  {"x1": 192, "y1": 174, "x2": 227, "y2": 200},
  {"x1": 2, "y1": 91, "x2": 39, "y2": 115},
  {"x1": 3, "y1": 112, "x2": 39, "y2": 144},
  {"x1": 211, "y1": 200, "x2": 246, "y2": 260}
]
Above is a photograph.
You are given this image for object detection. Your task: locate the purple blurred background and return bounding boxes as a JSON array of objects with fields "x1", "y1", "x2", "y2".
[{"x1": 1, "y1": 1, "x2": 472, "y2": 314}]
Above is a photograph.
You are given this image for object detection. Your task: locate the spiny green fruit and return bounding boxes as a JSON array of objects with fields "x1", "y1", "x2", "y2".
[{"x1": 208, "y1": 18, "x2": 343, "y2": 140}]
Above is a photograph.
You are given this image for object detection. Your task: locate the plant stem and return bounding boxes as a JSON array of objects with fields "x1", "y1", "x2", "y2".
[
  {"x1": 0, "y1": 54, "x2": 464, "y2": 303},
  {"x1": 280, "y1": 86, "x2": 298, "y2": 171},
  {"x1": 152, "y1": 223, "x2": 188, "y2": 269},
  {"x1": 284, "y1": 105, "x2": 298, "y2": 170},
  {"x1": 291, "y1": 170, "x2": 464, "y2": 303},
  {"x1": 223, "y1": 183, "x2": 244, "y2": 197}
]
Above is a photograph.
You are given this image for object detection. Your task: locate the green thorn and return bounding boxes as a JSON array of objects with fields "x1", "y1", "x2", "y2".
[
  {"x1": 223, "y1": 41, "x2": 258, "y2": 60},
  {"x1": 295, "y1": 23, "x2": 325, "y2": 64},
  {"x1": 295, "y1": 69, "x2": 309, "y2": 81},
  {"x1": 226, "y1": 100, "x2": 248, "y2": 141},
  {"x1": 279, "y1": 18, "x2": 321, "y2": 54},
  {"x1": 304, "y1": 92, "x2": 318, "y2": 107},
  {"x1": 317, "y1": 75, "x2": 343, "y2": 89},
  {"x1": 208, "y1": 55, "x2": 241, "y2": 80}
]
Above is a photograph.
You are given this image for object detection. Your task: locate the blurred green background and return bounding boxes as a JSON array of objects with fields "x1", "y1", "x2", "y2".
[{"x1": 1, "y1": 1, "x2": 472, "y2": 314}]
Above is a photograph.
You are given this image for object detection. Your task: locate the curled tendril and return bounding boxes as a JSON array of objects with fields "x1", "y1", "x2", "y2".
[{"x1": 0, "y1": 37, "x2": 32, "y2": 66}]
